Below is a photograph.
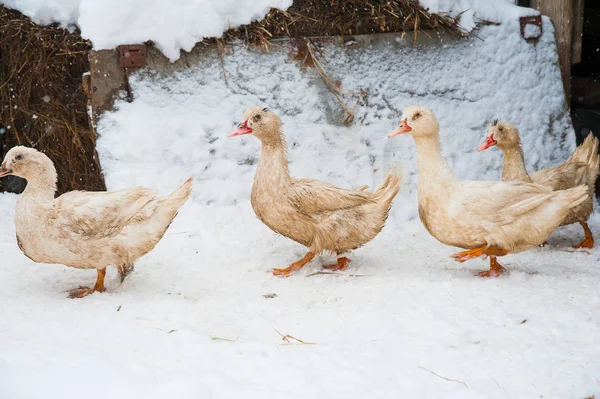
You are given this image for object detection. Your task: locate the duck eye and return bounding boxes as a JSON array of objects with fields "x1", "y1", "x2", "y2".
[
  {"x1": 16, "y1": 154, "x2": 23, "y2": 160},
  {"x1": 413, "y1": 112, "x2": 421, "y2": 119},
  {"x1": 498, "y1": 127, "x2": 504, "y2": 132},
  {"x1": 255, "y1": 114, "x2": 261, "y2": 121}
]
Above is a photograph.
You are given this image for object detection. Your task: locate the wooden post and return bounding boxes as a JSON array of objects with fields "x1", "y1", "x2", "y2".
[
  {"x1": 571, "y1": 0, "x2": 584, "y2": 65},
  {"x1": 531, "y1": 0, "x2": 574, "y2": 100}
]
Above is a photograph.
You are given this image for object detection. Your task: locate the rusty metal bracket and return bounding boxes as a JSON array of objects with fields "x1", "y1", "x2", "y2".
[
  {"x1": 117, "y1": 45, "x2": 147, "y2": 102},
  {"x1": 118, "y1": 44, "x2": 147, "y2": 68},
  {"x1": 520, "y1": 15, "x2": 543, "y2": 40}
]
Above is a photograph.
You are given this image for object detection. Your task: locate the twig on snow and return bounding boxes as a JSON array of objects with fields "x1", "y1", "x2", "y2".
[
  {"x1": 211, "y1": 337, "x2": 236, "y2": 342},
  {"x1": 305, "y1": 271, "x2": 370, "y2": 278},
  {"x1": 418, "y1": 366, "x2": 469, "y2": 388},
  {"x1": 274, "y1": 328, "x2": 316, "y2": 345},
  {"x1": 553, "y1": 249, "x2": 591, "y2": 255},
  {"x1": 304, "y1": 38, "x2": 367, "y2": 126}
]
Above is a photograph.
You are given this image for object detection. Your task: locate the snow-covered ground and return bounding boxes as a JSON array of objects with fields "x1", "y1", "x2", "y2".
[
  {"x1": 1, "y1": 194, "x2": 599, "y2": 398},
  {"x1": 1, "y1": 16, "x2": 599, "y2": 399}
]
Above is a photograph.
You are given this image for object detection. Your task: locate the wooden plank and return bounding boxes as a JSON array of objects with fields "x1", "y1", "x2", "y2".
[
  {"x1": 531, "y1": 0, "x2": 574, "y2": 100},
  {"x1": 571, "y1": 0, "x2": 584, "y2": 64}
]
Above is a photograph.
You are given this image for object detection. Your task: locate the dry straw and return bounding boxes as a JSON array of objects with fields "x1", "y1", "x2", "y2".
[{"x1": 0, "y1": 5, "x2": 105, "y2": 194}]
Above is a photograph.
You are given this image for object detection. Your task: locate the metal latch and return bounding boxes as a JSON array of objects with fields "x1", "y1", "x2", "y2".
[
  {"x1": 520, "y1": 15, "x2": 542, "y2": 40},
  {"x1": 118, "y1": 45, "x2": 147, "y2": 68}
]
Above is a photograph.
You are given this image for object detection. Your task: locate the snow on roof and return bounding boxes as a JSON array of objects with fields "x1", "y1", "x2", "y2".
[
  {"x1": 1, "y1": 0, "x2": 293, "y2": 61},
  {"x1": 2, "y1": 0, "x2": 539, "y2": 62},
  {"x1": 418, "y1": 0, "x2": 539, "y2": 32}
]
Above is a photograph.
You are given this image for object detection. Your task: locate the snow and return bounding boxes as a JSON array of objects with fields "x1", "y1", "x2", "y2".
[
  {"x1": 418, "y1": 0, "x2": 539, "y2": 32},
  {"x1": 523, "y1": 23, "x2": 542, "y2": 39},
  {"x1": 1, "y1": 0, "x2": 539, "y2": 60},
  {"x1": 1, "y1": 0, "x2": 293, "y2": 61},
  {"x1": 1, "y1": 17, "x2": 600, "y2": 399}
]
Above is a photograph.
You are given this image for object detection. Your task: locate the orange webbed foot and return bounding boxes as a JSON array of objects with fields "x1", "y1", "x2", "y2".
[
  {"x1": 450, "y1": 247, "x2": 487, "y2": 263},
  {"x1": 322, "y1": 257, "x2": 351, "y2": 272},
  {"x1": 451, "y1": 247, "x2": 508, "y2": 263},
  {"x1": 66, "y1": 286, "x2": 105, "y2": 299},
  {"x1": 271, "y1": 266, "x2": 298, "y2": 278},
  {"x1": 271, "y1": 251, "x2": 316, "y2": 278},
  {"x1": 66, "y1": 268, "x2": 107, "y2": 298},
  {"x1": 573, "y1": 237, "x2": 594, "y2": 249}
]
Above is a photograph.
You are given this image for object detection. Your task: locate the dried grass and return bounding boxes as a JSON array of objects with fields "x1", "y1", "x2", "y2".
[
  {"x1": 0, "y1": 5, "x2": 105, "y2": 194},
  {"x1": 221, "y1": 0, "x2": 466, "y2": 48}
]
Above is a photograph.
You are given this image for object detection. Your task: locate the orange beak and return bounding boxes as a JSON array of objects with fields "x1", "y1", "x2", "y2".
[
  {"x1": 477, "y1": 134, "x2": 497, "y2": 151},
  {"x1": 228, "y1": 120, "x2": 253, "y2": 137},
  {"x1": 387, "y1": 118, "x2": 412, "y2": 138},
  {"x1": 0, "y1": 161, "x2": 12, "y2": 178}
]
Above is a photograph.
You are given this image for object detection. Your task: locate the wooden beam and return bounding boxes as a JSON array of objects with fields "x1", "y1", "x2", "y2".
[
  {"x1": 531, "y1": 0, "x2": 574, "y2": 100},
  {"x1": 571, "y1": 0, "x2": 584, "y2": 64}
]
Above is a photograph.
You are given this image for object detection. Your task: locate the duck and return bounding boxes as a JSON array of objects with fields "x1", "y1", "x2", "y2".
[
  {"x1": 0, "y1": 146, "x2": 192, "y2": 298},
  {"x1": 387, "y1": 106, "x2": 588, "y2": 277},
  {"x1": 229, "y1": 106, "x2": 400, "y2": 277},
  {"x1": 477, "y1": 121, "x2": 599, "y2": 248}
]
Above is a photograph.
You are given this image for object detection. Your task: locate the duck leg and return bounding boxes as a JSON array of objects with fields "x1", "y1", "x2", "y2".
[
  {"x1": 450, "y1": 246, "x2": 509, "y2": 277},
  {"x1": 66, "y1": 268, "x2": 107, "y2": 298},
  {"x1": 272, "y1": 251, "x2": 316, "y2": 277},
  {"x1": 573, "y1": 221, "x2": 594, "y2": 249},
  {"x1": 322, "y1": 257, "x2": 351, "y2": 272},
  {"x1": 476, "y1": 256, "x2": 506, "y2": 278}
]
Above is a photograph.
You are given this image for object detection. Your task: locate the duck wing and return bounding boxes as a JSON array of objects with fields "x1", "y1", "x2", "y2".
[
  {"x1": 49, "y1": 187, "x2": 158, "y2": 240},
  {"x1": 290, "y1": 178, "x2": 374, "y2": 215},
  {"x1": 530, "y1": 161, "x2": 588, "y2": 190},
  {"x1": 455, "y1": 180, "x2": 555, "y2": 226}
]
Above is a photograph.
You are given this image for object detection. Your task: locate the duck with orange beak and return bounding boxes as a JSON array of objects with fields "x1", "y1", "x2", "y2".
[
  {"x1": 477, "y1": 120, "x2": 599, "y2": 249},
  {"x1": 229, "y1": 106, "x2": 401, "y2": 277},
  {"x1": 387, "y1": 105, "x2": 588, "y2": 277}
]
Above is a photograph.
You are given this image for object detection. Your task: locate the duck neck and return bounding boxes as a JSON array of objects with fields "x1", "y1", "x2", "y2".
[
  {"x1": 500, "y1": 145, "x2": 532, "y2": 182},
  {"x1": 413, "y1": 133, "x2": 455, "y2": 185},
  {"x1": 255, "y1": 132, "x2": 291, "y2": 188},
  {"x1": 20, "y1": 171, "x2": 57, "y2": 204}
]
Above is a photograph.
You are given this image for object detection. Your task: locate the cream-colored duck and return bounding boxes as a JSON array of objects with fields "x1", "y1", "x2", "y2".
[
  {"x1": 478, "y1": 121, "x2": 599, "y2": 248},
  {"x1": 229, "y1": 107, "x2": 400, "y2": 277},
  {"x1": 0, "y1": 146, "x2": 192, "y2": 298},
  {"x1": 388, "y1": 106, "x2": 588, "y2": 277}
]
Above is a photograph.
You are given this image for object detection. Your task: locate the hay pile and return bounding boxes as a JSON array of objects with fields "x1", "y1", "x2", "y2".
[
  {"x1": 222, "y1": 0, "x2": 465, "y2": 48},
  {"x1": 0, "y1": 0, "x2": 464, "y2": 193},
  {"x1": 0, "y1": 5, "x2": 105, "y2": 194}
]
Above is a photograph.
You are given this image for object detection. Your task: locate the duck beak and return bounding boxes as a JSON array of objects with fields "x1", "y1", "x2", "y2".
[
  {"x1": 477, "y1": 134, "x2": 497, "y2": 151},
  {"x1": 228, "y1": 120, "x2": 253, "y2": 137},
  {"x1": 0, "y1": 162, "x2": 12, "y2": 178},
  {"x1": 387, "y1": 118, "x2": 411, "y2": 138}
]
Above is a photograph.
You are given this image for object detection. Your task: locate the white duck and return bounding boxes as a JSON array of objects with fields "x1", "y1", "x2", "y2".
[
  {"x1": 229, "y1": 107, "x2": 400, "y2": 276},
  {"x1": 0, "y1": 146, "x2": 192, "y2": 297},
  {"x1": 478, "y1": 121, "x2": 599, "y2": 248},
  {"x1": 388, "y1": 106, "x2": 588, "y2": 277}
]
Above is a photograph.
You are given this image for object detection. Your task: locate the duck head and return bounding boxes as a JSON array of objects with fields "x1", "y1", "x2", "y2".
[
  {"x1": 478, "y1": 120, "x2": 520, "y2": 152},
  {"x1": 229, "y1": 107, "x2": 283, "y2": 145},
  {"x1": 0, "y1": 146, "x2": 57, "y2": 186},
  {"x1": 387, "y1": 106, "x2": 439, "y2": 139}
]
